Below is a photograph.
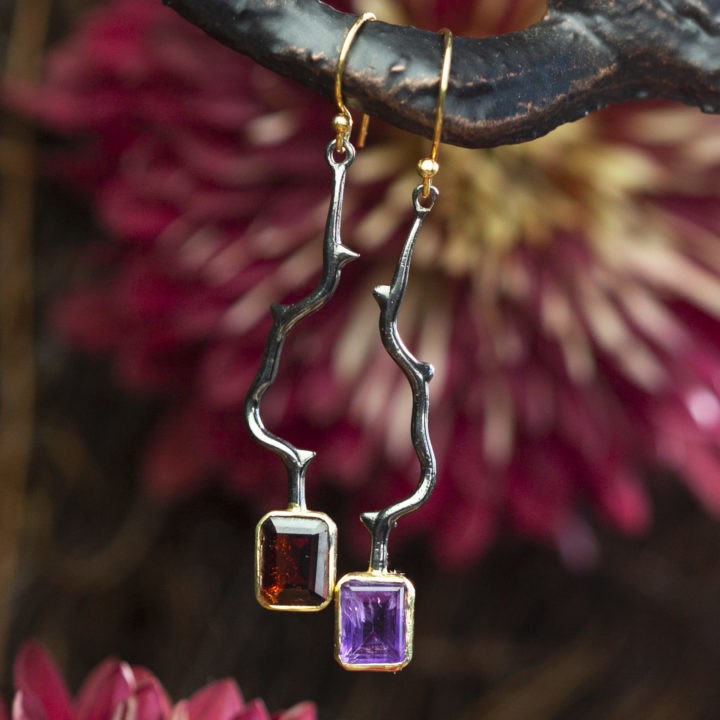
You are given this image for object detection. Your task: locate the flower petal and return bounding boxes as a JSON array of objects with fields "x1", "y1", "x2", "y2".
[
  {"x1": 75, "y1": 660, "x2": 134, "y2": 720},
  {"x1": 234, "y1": 699, "x2": 271, "y2": 720},
  {"x1": 111, "y1": 681, "x2": 169, "y2": 720},
  {"x1": 273, "y1": 702, "x2": 317, "y2": 720},
  {"x1": 13, "y1": 642, "x2": 72, "y2": 720},
  {"x1": 181, "y1": 679, "x2": 244, "y2": 720},
  {"x1": 130, "y1": 670, "x2": 172, "y2": 720},
  {"x1": 12, "y1": 691, "x2": 48, "y2": 720}
]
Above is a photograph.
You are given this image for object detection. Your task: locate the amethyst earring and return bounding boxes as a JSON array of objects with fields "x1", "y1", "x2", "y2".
[
  {"x1": 245, "y1": 13, "x2": 376, "y2": 612},
  {"x1": 334, "y1": 29, "x2": 453, "y2": 671}
]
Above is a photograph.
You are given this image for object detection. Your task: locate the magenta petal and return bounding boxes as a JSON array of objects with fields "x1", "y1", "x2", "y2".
[
  {"x1": 598, "y1": 471, "x2": 651, "y2": 533},
  {"x1": 273, "y1": 702, "x2": 317, "y2": 720},
  {"x1": 435, "y1": 499, "x2": 497, "y2": 568},
  {"x1": 53, "y1": 289, "x2": 126, "y2": 353},
  {"x1": 11, "y1": 690, "x2": 49, "y2": 720},
  {"x1": 141, "y1": 404, "x2": 218, "y2": 500},
  {"x1": 233, "y1": 699, "x2": 271, "y2": 720},
  {"x1": 198, "y1": 343, "x2": 258, "y2": 408},
  {"x1": 130, "y1": 672, "x2": 172, "y2": 720},
  {"x1": 74, "y1": 660, "x2": 134, "y2": 720},
  {"x1": 13, "y1": 642, "x2": 73, "y2": 720},
  {"x1": 112, "y1": 691, "x2": 167, "y2": 720},
  {"x1": 184, "y1": 679, "x2": 244, "y2": 720},
  {"x1": 1, "y1": 81, "x2": 111, "y2": 132}
]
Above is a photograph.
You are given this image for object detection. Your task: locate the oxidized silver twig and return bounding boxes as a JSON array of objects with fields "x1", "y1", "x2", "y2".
[
  {"x1": 334, "y1": 28, "x2": 448, "y2": 674},
  {"x1": 333, "y1": 183, "x2": 438, "y2": 672},
  {"x1": 361, "y1": 185, "x2": 438, "y2": 572},
  {"x1": 253, "y1": 13, "x2": 372, "y2": 616},
  {"x1": 244, "y1": 140, "x2": 359, "y2": 510}
]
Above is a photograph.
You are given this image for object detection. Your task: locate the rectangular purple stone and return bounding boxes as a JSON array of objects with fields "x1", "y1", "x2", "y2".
[{"x1": 336, "y1": 575, "x2": 412, "y2": 669}]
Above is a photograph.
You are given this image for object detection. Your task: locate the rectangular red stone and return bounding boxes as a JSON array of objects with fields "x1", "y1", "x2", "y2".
[{"x1": 256, "y1": 511, "x2": 335, "y2": 610}]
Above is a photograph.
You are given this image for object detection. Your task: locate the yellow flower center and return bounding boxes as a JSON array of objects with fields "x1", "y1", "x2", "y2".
[{"x1": 352, "y1": 115, "x2": 666, "y2": 271}]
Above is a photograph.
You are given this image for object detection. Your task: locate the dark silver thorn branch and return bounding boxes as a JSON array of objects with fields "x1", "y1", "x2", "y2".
[
  {"x1": 362, "y1": 185, "x2": 438, "y2": 573},
  {"x1": 244, "y1": 140, "x2": 359, "y2": 510}
]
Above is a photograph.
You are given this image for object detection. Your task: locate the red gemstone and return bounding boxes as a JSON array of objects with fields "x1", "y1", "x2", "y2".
[{"x1": 257, "y1": 514, "x2": 333, "y2": 608}]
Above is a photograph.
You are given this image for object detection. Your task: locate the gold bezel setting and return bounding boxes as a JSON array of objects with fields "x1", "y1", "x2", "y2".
[
  {"x1": 255, "y1": 508, "x2": 337, "y2": 612},
  {"x1": 334, "y1": 571, "x2": 415, "y2": 671}
]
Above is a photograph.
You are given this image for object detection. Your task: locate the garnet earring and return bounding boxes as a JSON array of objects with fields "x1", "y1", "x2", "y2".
[
  {"x1": 245, "y1": 13, "x2": 376, "y2": 612},
  {"x1": 334, "y1": 28, "x2": 452, "y2": 670}
]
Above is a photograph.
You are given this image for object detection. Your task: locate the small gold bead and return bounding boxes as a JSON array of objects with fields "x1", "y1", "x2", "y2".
[
  {"x1": 417, "y1": 158, "x2": 439, "y2": 179},
  {"x1": 333, "y1": 114, "x2": 351, "y2": 134}
]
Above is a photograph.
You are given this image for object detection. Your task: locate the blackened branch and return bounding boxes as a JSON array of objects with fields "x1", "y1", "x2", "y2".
[{"x1": 163, "y1": 0, "x2": 720, "y2": 148}]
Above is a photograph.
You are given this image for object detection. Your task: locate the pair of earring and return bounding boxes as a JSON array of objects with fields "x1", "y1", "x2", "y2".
[{"x1": 245, "y1": 13, "x2": 452, "y2": 672}]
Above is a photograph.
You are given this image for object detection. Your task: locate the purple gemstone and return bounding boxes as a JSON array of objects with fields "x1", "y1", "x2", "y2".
[{"x1": 338, "y1": 578, "x2": 407, "y2": 666}]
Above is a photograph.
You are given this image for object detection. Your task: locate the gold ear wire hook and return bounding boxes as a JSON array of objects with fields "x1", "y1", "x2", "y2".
[
  {"x1": 418, "y1": 28, "x2": 453, "y2": 198},
  {"x1": 333, "y1": 12, "x2": 376, "y2": 152}
]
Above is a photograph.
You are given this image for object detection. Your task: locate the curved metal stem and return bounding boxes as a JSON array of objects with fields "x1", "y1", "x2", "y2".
[
  {"x1": 244, "y1": 141, "x2": 359, "y2": 509},
  {"x1": 362, "y1": 185, "x2": 438, "y2": 572},
  {"x1": 164, "y1": 0, "x2": 720, "y2": 149}
]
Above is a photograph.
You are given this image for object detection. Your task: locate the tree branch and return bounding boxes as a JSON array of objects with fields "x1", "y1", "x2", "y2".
[{"x1": 163, "y1": 0, "x2": 720, "y2": 148}]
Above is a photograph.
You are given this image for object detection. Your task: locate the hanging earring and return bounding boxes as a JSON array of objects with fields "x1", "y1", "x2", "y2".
[
  {"x1": 246, "y1": 12, "x2": 376, "y2": 612},
  {"x1": 334, "y1": 28, "x2": 452, "y2": 671}
]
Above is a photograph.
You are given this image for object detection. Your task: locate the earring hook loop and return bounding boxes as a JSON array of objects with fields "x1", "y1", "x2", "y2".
[
  {"x1": 418, "y1": 28, "x2": 453, "y2": 198},
  {"x1": 333, "y1": 12, "x2": 376, "y2": 152}
]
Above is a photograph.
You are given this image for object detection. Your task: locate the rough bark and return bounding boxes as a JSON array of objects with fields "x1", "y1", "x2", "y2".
[{"x1": 163, "y1": 0, "x2": 720, "y2": 147}]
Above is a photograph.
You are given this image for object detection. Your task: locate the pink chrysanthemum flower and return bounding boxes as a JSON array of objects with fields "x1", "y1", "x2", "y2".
[
  {"x1": 9, "y1": 0, "x2": 720, "y2": 567},
  {"x1": 6, "y1": 640, "x2": 315, "y2": 720}
]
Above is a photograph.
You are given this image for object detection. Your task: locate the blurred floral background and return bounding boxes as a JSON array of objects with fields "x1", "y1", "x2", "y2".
[{"x1": 3, "y1": 0, "x2": 720, "y2": 717}]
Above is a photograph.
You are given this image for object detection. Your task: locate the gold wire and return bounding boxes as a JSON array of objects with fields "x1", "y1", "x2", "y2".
[
  {"x1": 421, "y1": 28, "x2": 453, "y2": 197},
  {"x1": 334, "y1": 12, "x2": 376, "y2": 151},
  {"x1": 431, "y1": 28, "x2": 453, "y2": 164}
]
